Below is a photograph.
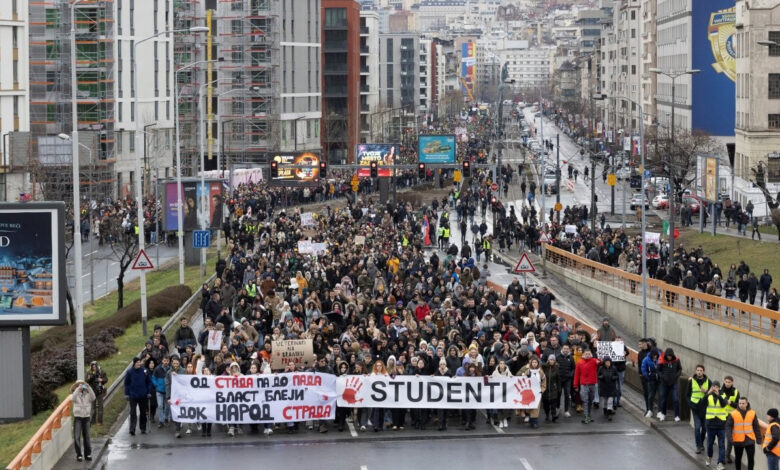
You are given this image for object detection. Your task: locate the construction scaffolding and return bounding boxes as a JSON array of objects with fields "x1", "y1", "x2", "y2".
[
  {"x1": 215, "y1": 0, "x2": 279, "y2": 166},
  {"x1": 27, "y1": 0, "x2": 115, "y2": 201}
]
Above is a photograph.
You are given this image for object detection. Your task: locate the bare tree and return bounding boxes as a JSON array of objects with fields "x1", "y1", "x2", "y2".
[
  {"x1": 101, "y1": 215, "x2": 139, "y2": 309},
  {"x1": 656, "y1": 128, "x2": 718, "y2": 202},
  {"x1": 751, "y1": 163, "x2": 780, "y2": 240}
]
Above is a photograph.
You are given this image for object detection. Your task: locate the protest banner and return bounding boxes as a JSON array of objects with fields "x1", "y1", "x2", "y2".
[
  {"x1": 564, "y1": 224, "x2": 577, "y2": 234},
  {"x1": 206, "y1": 330, "x2": 223, "y2": 351},
  {"x1": 170, "y1": 373, "x2": 336, "y2": 424},
  {"x1": 644, "y1": 231, "x2": 660, "y2": 245},
  {"x1": 336, "y1": 374, "x2": 541, "y2": 409},
  {"x1": 596, "y1": 341, "x2": 626, "y2": 362},
  {"x1": 300, "y1": 212, "x2": 315, "y2": 227},
  {"x1": 271, "y1": 339, "x2": 314, "y2": 370},
  {"x1": 297, "y1": 240, "x2": 313, "y2": 253},
  {"x1": 354, "y1": 235, "x2": 365, "y2": 245}
]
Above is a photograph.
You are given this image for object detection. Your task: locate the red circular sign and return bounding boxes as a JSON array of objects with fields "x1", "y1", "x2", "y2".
[{"x1": 491, "y1": 183, "x2": 499, "y2": 191}]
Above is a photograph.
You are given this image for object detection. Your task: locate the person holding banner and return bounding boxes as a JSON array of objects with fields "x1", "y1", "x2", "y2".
[
  {"x1": 370, "y1": 360, "x2": 389, "y2": 432},
  {"x1": 518, "y1": 357, "x2": 546, "y2": 429},
  {"x1": 597, "y1": 357, "x2": 619, "y2": 421},
  {"x1": 435, "y1": 358, "x2": 453, "y2": 430}
]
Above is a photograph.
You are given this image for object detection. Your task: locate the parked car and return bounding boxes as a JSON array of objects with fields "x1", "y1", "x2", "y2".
[
  {"x1": 681, "y1": 194, "x2": 701, "y2": 214},
  {"x1": 616, "y1": 166, "x2": 632, "y2": 180},
  {"x1": 652, "y1": 194, "x2": 670, "y2": 209},
  {"x1": 630, "y1": 193, "x2": 650, "y2": 210},
  {"x1": 543, "y1": 170, "x2": 558, "y2": 194}
]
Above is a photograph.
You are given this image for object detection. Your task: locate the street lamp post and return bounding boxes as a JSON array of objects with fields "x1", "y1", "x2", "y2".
[
  {"x1": 69, "y1": 0, "x2": 88, "y2": 381},
  {"x1": 649, "y1": 68, "x2": 700, "y2": 268},
  {"x1": 133, "y1": 28, "x2": 208, "y2": 334}
]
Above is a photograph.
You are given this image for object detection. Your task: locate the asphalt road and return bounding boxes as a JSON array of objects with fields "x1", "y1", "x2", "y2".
[{"x1": 66, "y1": 237, "x2": 180, "y2": 304}]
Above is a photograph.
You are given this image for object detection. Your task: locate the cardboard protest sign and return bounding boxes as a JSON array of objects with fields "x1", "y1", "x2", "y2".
[
  {"x1": 271, "y1": 339, "x2": 314, "y2": 370},
  {"x1": 170, "y1": 373, "x2": 336, "y2": 424},
  {"x1": 354, "y1": 235, "x2": 365, "y2": 245},
  {"x1": 596, "y1": 341, "x2": 626, "y2": 362},
  {"x1": 300, "y1": 212, "x2": 315, "y2": 227},
  {"x1": 336, "y1": 374, "x2": 542, "y2": 409},
  {"x1": 206, "y1": 330, "x2": 222, "y2": 351}
]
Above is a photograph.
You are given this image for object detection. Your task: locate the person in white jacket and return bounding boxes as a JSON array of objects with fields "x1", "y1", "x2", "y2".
[
  {"x1": 70, "y1": 380, "x2": 96, "y2": 462},
  {"x1": 492, "y1": 360, "x2": 513, "y2": 428}
]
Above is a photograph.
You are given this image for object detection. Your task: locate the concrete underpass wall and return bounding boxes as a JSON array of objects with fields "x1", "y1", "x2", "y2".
[{"x1": 546, "y1": 261, "x2": 780, "y2": 419}]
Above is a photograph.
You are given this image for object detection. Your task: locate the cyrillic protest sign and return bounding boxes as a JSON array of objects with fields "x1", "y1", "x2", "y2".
[
  {"x1": 596, "y1": 341, "x2": 626, "y2": 362},
  {"x1": 206, "y1": 330, "x2": 222, "y2": 351},
  {"x1": 271, "y1": 339, "x2": 314, "y2": 370},
  {"x1": 170, "y1": 373, "x2": 336, "y2": 424},
  {"x1": 300, "y1": 212, "x2": 315, "y2": 227},
  {"x1": 336, "y1": 375, "x2": 541, "y2": 409}
]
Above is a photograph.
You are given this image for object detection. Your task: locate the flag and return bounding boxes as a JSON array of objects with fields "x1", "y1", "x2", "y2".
[{"x1": 423, "y1": 215, "x2": 431, "y2": 246}]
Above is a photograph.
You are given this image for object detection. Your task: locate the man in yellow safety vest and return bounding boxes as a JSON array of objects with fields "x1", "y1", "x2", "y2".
[
  {"x1": 687, "y1": 364, "x2": 710, "y2": 454},
  {"x1": 705, "y1": 381, "x2": 729, "y2": 469},
  {"x1": 764, "y1": 408, "x2": 780, "y2": 470},
  {"x1": 726, "y1": 397, "x2": 761, "y2": 470}
]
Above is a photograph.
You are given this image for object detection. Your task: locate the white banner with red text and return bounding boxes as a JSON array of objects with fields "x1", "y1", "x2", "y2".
[
  {"x1": 336, "y1": 374, "x2": 542, "y2": 409},
  {"x1": 170, "y1": 373, "x2": 337, "y2": 424}
]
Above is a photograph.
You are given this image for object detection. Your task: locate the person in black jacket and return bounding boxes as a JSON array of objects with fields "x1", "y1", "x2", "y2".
[
  {"x1": 657, "y1": 347, "x2": 682, "y2": 421},
  {"x1": 598, "y1": 357, "x2": 619, "y2": 421},
  {"x1": 124, "y1": 357, "x2": 153, "y2": 436},
  {"x1": 760, "y1": 269, "x2": 773, "y2": 305},
  {"x1": 556, "y1": 344, "x2": 576, "y2": 417},
  {"x1": 683, "y1": 270, "x2": 698, "y2": 309}
]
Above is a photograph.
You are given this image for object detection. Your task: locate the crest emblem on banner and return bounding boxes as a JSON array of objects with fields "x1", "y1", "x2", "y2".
[{"x1": 708, "y1": 8, "x2": 736, "y2": 82}]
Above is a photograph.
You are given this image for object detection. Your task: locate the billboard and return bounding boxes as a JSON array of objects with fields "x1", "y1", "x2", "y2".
[
  {"x1": 419, "y1": 135, "x2": 456, "y2": 164},
  {"x1": 460, "y1": 41, "x2": 476, "y2": 101},
  {"x1": 163, "y1": 180, "x2": 224, "y2": 231},
  {"x1": 270, "y1": 152, "x2": 320, "y2": 187},
  {"x1": 0, "y1": 203, "x2": 66, "y2": 326},
  {"x1": 355, "y1": 144, "x2": 399, "y2": 177},
  {"x1": 692, "y1": 0, "x2": 735, "y2": 136},
  {"x1": 700, "y1": 156, "x2": 719, "y2": 201}
]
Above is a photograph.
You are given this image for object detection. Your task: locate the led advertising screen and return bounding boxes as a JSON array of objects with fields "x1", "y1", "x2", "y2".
[
  {"x1": 461, "y1": 41, "x2": 476, "y2": 101},
  {"x1": 355, "y1": 144, "x2": 399, "y2": 177},
  {"x1": 0, "y1": 203, "x2": 66, "y2": 326},
  {"x1": 418, "y1": 135, "x2": 456, "y2": 164},
  {"x1": 691, "y1": 0, "x2": 735, "y2": 136},
  {"x1": 270, "y1": 152, "x2": 320, "y2": 187},
  {"x1": 164, "y1": 180, "x2": 224, "y2": 231}
]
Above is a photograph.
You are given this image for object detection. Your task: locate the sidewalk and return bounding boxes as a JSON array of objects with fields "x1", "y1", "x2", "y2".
[{"x1": 651, "y1": 208, "x2": 779, "y2": 243}]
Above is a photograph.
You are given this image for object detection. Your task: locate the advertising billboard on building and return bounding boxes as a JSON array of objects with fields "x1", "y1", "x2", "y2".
[
  {"x1": 0, "y1": 203, "x2": 66, "y2": 326},
  {"x1": 418, "y1": 135, "x2": 456, "y2": 163},
  {"x1": 163, "y1": 180, "x2": 224, "y2": 231},
  {"x1": 700, "y1": 156, "x2": 719, "y2": 201},
  {"x1": 460, "y1": 41, "x2": 476, "y2": 101},
  {"x1": 270, "y1": 152, "x2": 320, "y2": 187},
  {"x1": 355, "y1": 144, "x2": 399, "y2": 177},
  {"x1": 692, "y1": 0, "x2": 736, "y2": 136}
]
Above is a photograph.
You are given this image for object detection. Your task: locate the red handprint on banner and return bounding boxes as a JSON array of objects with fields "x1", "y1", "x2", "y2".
[
  {"x1": 341, "y1": 377, "x2": 364, "y2": 404},
  {"x1": 513, "y1": 376, "x2": 537, "y2": 405}
]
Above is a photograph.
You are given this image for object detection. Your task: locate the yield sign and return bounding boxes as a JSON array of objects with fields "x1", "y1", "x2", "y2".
[
  {"x1": 513, "y1": 252, "x2": 536, "y2": 273},
  {"x1": 132, "y1": 248, "x2": 154, "y2": 270}
]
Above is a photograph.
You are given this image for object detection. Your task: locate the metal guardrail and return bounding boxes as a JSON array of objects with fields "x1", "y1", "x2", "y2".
[
  {"x1": 6, "y1": 397, "x2": 72, "y2": 470},
  {"x1": 102, "y1": 274, "x2": 216, "y2": 406},
  {"x1": 543, "y1": 245, "x2": 780, "y2": 343},
  {"x1": 6, "y1": 274, "x2": 215, "y2": 470}
]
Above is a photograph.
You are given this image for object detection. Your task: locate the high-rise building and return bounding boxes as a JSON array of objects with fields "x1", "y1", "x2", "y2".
[
  {"x1": 322, "y1": 0, "x2": 360, "y2": 164},
  {"x1": 735, "y1": 0, "x2": 780, "y2": 182},
  {"x1": 0, "y1": 0, "x2": 29, "y2": 200},
  {"x1": 360, "y1": 10, "x2": 380, "y2": 143}
]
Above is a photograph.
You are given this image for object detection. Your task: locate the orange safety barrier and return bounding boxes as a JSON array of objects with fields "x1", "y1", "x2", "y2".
[
  {"x1": 7, "y1": 396, "x2": 72, "y2": 470},
  {"x1": 543, "y1": 245, "x2": 780, "y2": 343}
]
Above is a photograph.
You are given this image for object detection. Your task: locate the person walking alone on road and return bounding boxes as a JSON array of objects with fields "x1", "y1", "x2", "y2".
[
  {"x1": 705, "y1": 381, "x2": 729, "y2": 469},
  {"x1": 751, "y1": 217, "x2": 761, "y2": 240},
  {"x1": 763, "y1": 408, "x2": 780, "y2": 470},
  {"x1": 726, "y1": 397, "x2": 761, "y2": 470},
  {"x1": 124, "y1": 357, "x2": 152, "y2": 436},
  {"x1": 71, "y1": 380, "x2": 96, "y2": 462}
]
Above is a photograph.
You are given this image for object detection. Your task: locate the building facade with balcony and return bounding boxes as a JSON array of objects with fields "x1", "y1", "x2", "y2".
[
  {"x1": 322, "y1": 0, "x2": 360, "y2": 163},
  {"x1": 360, "y1": 10, "x2": 380, "y2": 143}
]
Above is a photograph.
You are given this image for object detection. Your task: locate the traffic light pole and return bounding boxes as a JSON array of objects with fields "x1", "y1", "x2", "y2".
[{"x1": 555, "y1": 134, "x2": 560, "y2": 204}]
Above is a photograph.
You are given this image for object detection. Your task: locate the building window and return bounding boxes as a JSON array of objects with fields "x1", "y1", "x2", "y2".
[
  {"x1": 769, "y1": 74, "x2": 780, "y2": 99},
  {"x1": 129, "y1": 131, "x2": 135, "y2": 151},
  {"x1": 769, "y1": 31, "x2": 780, "y2": 56},
  {"x1": 769, "y1": 114, "x2": 780, "y2": 129}
]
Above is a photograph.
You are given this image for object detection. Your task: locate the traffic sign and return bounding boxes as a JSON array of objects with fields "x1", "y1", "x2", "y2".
[
  {"x1": 607, "y1": 174, "x2": 617, "y2": 186},
  {"x1": 453, "y1": 170, "x2": 462, "y2": 183},
  {"x1": 351, "y1": 174, "x2": 359, "y2": 185},
  {"x1": 193, "y1": 230, "x2": 211, "y2": 248},
  {"x1": 513, "y1": 252, "x2": 536, "y2": 273},
  {"x1": 491, "y1": 182, "x2": 499, "y2": 191},
  {"x1": 554, "y1": 202, "x2": 562, "y2": 212},
  {"x1": 132, "y1": 249, "x2": 154, "y2": 270}
]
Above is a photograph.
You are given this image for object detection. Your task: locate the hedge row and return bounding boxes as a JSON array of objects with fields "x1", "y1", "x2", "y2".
[{"x1": 31, "y1": 285, "x2": 193, "y2": 353}]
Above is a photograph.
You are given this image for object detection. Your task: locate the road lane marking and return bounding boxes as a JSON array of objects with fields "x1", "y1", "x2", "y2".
[
  {"x1": 360, "y1": 465, "x2": 368, "y2": 470},
  {"x1": 520, "y1": 458, "x2": 534, "y2": 470},
  {"x1": 347, "y1": 420, "x2": 358, "y2": 438}
]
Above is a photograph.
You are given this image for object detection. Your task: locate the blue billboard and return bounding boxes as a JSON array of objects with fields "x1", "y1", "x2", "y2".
[
  {"x1": 418, "y1": 135, "x2": 456, "y2": 164},
  {"x1": 691, "y1": 0, "x2": 735, "y2": 137}
]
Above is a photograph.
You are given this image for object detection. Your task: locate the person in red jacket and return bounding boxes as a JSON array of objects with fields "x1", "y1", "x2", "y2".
[
  {"x1": 415, "y1": 299, "x2": 431, "y2": 322},
  {"x1": 574, "y1": 348, "x2": 601, "y2": 424}
]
